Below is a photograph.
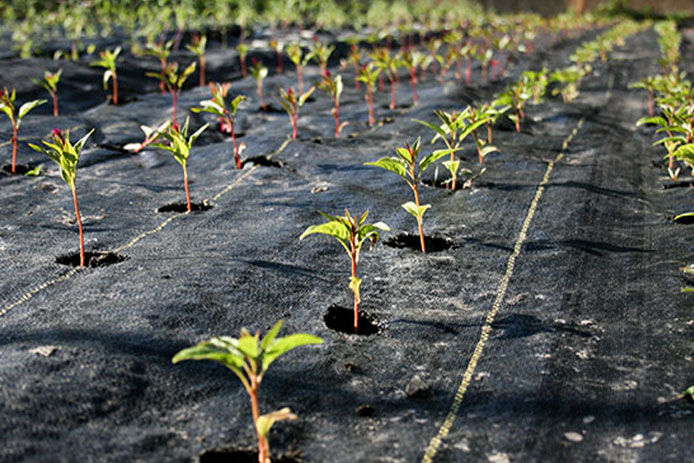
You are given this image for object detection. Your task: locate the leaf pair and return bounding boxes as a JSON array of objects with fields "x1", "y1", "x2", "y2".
[
  {"x1": 29, "y1": 129, "x2": 94, "y2": 187},
  {"x1": 153, "y1": 117, "x2": 208, "y2": 168}
]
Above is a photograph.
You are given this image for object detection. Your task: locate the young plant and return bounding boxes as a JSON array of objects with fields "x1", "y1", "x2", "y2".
[
  {"x1": 90, "y1": 46, "x2": 122, "y2": 105},
  {"x1": 153, "y1": 117, "x2": 208, "y2": 212},
  {"x1": 237, "y1": 42, "x2": 249, "y2": 78},
  {"x1": 317, "y1": 70, "x2": 346, "y2": 138},
  {"x1": 287, "y1": 43, "x2": 310, "y2": 94},
  {"x1": 401, "y1": 50, "x2": 431, "y2": 105},
  {"x1": 465, "y1": 105, "x2": 501, "y2": 164},
  {"x1": 496, "y1": 79, "x2": 533, "y2": 133},
  {"x1": 370, "y1": 48, "x2": 401, "y2": 110},
  {"x1": 32, "y1": 69, "x2": 62, "y2": 117},
  {"x1": 28, "y1": 128, "x2": 94, "y2": 267},
  {"x1": 348, "y1": 43, "x2": 364, "y2": 89},
  {"x1": 484, "y1": 100, "x2": 511, "y2": 144},
  {"x1": 173, "y1": 321, "x2": 322, "y2": 463},
  {"x1": 269, "y1": 39, "x2": 284, "y2": 74},
  {"x1": 250, "y1": 59, "x2": 269, "y2": 112},
  {"x1": 365, "y1": 138, "x2": 453, "y2": 253},
  {"x1": 300, "y1": 210, "x2": 389, "y2": 332},
  {"x1": 145, "y1": 37, "x2": 174, "y2": 94},
  {"x1": 0, "y1": 88, "x2": 46, "y2": 174},
  {"x1": 123, "y1": 120, "x2": 171, "y2": 154},
  {"x1": 357, "y1": 63, "x2": 382, "y2": 127},
  {"x1": 147, "y1": 61, "x2": 197, "y2": 126},
  {"x1": 308, "y1": 38, "x2": 335, "y2": 74},
  {"x1": 186, "y1": 34, "x2": 207, "y2": 87},
  {"x1": 629, "y1": 76, "x2": 658, "y2": 116},
  {"x1": 277, "y1": 87, "x2": 315, "y2": 140},
  {"x1": 192, "y1": 82, "x2": 246, "y2": 169},
  {"x1": 550, "y1": 65, "x2": 588, "y2": 104}
]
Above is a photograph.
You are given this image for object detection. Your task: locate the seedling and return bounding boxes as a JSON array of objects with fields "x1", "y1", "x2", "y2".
[
  {"x1": 496, "y1": 78, "x2": 533, "y2": 133},
  {"x1": 237, "y1": 42, "x2": 249, "y2": 78},
  {"x1": 0, "y1": 88, "x2": 46, "y2": 174},
  {"x1": 186, "y1": 34, "x2": 207, "y2": 86},
  {"x1": 347, "y1": 43, "x2": 364, "y2": 89},
  {"x1": 401, "y1": 50, "x2": 431, "y2": 105},
  {"x1": 365, "y1": 138, "x2": 453, "y2": 253},
  {"x1": 173, "y1": 321, "x2": 322, "y2": 463},
  {"x1": 301, "y1": 210, "x2": 388, "y2": 331},
  {"x1": 147, "y1": 61, "x2": 197, "y2": 126},
  {"x1": 145, "y1": 37, "x2": 174, "y2": 94},
  {"x1": 638, "y1": 109, "x2": 689, "y2": 181},
  {"x1": 192, "y1": 83, "x2": 246, "y2": 168},
  {"x1": 370, "y1": 47, "x2": 401, "y2": 110},
  {"x1": 277, "y1": 87, "x2": 315, "y2": 140},
  {"x1": 357, "y1": 63, "x2": 382, "y2": 127},
  {"x1": 465, "y1": 105, "x2": 501, "y2": 164},
  {"x1": 29, "y1": 128, "x2": 94, "y2": 267},
  {"x1": 123, "y1": 120, "x2": 171, "y2": 154},
  {"x1": 483, "y1": 100, "x2": 511, "y2": 144},
  {"x1": 308, "y1": 38, "x2": 335, "y2": 74},
  {"x1": 317, "y1": 70, "x2": 346, "y2": 138},
  {"x1": 550, "y1": 65, "x2": 588, "y2": 104},
  {"x1": 250, "y1": 58, "x2": 269, "y2": 111},
  {"x1": 152, "y1": 117, "x2": 208, "y2": 212},
  {"x1": 269, "y1": 39, "x2": 284, "y2": 74},
  {"x1": 90, "y1": 46, "x2": 122, "y2": 105},
  {"x1": 287, "y1": 43, "x2": 310, "y2": 94},
  {"x1": 629, "y1": 76, "x2": 658, "y2": 116},
  {"x1": 32, "y1": 69, "x2": 62, "y2": 117}
]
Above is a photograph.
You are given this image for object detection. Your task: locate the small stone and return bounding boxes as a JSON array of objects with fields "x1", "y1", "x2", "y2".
[
  {"x1": 29, "y1": 345, "x2": 58, "y2": 357},
  {"x1": 487, "y1": 452, "x2": 510, "y2": 463},
  {"x1": 583, "y1": 415, "x2": 595, "y2": 424},
  {"x1": 565, "y1": 432, "x2": 584, "y2": 443},
  {"x1": 406, "y1": 374, "x2": 431, "y2": 398}
]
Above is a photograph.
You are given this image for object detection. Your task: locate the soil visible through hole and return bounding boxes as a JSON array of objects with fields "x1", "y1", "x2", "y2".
[
  {"x1": 323, "y1": 305, "x2": 381, "y2": 336},
  {"x1": 242, "y1": 156, "x2": 284, "y2": 168},
  {"x1": 384, "y1": 232, "x2": 455, "y2": 252},
  {"x1": 56, "y1": 251, "x2": 129, "y2": 268},
  {"x1": 2, "y1": 164, "x2": 34, "y2": 175},
  {"x1": 199, "y1": 448, "x2": 303, "y2": 463},
  {"x1": 674, "y1": 214, "x2": 694, "y2": 225},
  {"x1": 157, "y1": 202, "x2": 214, "y2": 213}
]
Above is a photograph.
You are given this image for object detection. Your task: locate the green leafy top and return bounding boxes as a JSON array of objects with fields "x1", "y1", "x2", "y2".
[
  {"x1": 237, "y1": 42, "x2": 248, "y2": 58},
  {"x1": 185, "y1": 34, "x2": 207, "y2": 57},
  {"x1": 91, "y1": 46, "x2": 122, "y2": 89},
  {"x1": 144, "y1": 37, "x2": 174, "y2": 61},
  {"x1": 191, "y1": 82, "x2": 246, "y2": 119},
  {"x1": 357, "y1": 62, "x2": 382, "y2": 87},
  {"x1": 172, "y1": 320, "x2": 323, "y2": 390},
  {"x1": 28, "y1": 128, "x2": 94, "y2": 187},
  {"x1": 287, "y1": 42, "x2": 310, "y2": 67},
  {"x1": 414, "y1": 109, "x2": 488, "y2": 150},
  {"x1": 300, "y1": 209, "x2": 389, "y2": 263},
  {"x1": 308, "y1": 39, "x2": 335, "y2": 68},
  {"x1": 31, "y1": 69, "x2": 62, "y2": 93},
  {"x1": 0, "y1": 87, "x2": 46, "y2": 126},
  {"x1": 147, "y1": 61, "x2": 197, "y2": 92},
  {"x1": 277, "y1": 86, "x2": 315, "y2": 116},
  {"x1": 153, "y1": 116, "x2": 208, "y2": 168},
  {"x1": 250, "y1": 59, "x2": 268, "y2": 82},
  {"x1": 316, "y1": 70, "x2": 343, "y2": 105}
]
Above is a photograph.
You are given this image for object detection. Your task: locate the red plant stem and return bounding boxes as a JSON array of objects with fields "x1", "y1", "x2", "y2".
[
  {"x1": 648, "y1": 90, "x2": 654, "y2": 117},
  {"x1": 248, "y1": 379, "x2": 269, "y2": 463},
  {"x1": 51, "y1": 92, "x2": 59, "y2": 116},
  {"x1": 297, "y1": 66, "x2": 304, "y2": 94},
  {"x1": 258, "y1": 81, "x2": 266, "y2": 111},
  {"x1": 367, "y1": 84, "x2": 375, "y2": 126},
  {"x1": 413, "y1": 184, "x2": 426, "y2": 253},
  {"x1": 389, "y1": 75, "x2": 397, "y2": 110},
  {"x1": 183, "y1": 164, "x2": 191, "y2": 212},
  {"x1": 72, "y1": 185, "x2": 85, "y2": 267},
  {"x1": 487, "y1": 122, "x2": 493, "y2": 144},
  {"x1": 465, "y1": 60, "x2": 472, "y2": 86},
  {"x1": 112, "y1": 72, "x2": 119, "y2": 106},
  {"x1": 291, "y1": 102, "x2": 298, "y2": 139},
  {"x1": 159, "y1": 59, "x2": 167, "y2": 94},
  {"x1": 473, "y1": 130, "x2": 484, "y2": 164},
  {"x1": 172, "y1": 90, "x2": 178, "y2": 126},
  {"x1": 277, "y1": 51, "x2": 283, "y2": 74},
  {"x1": 199, "y1": 55, "x2": 206, "y2": 86},
  {"x1": 334, "y1": 100, "x2": 341, "y2": 138},
  {"x1": 515, "y1": 108, "x2": 521, "y2": 133},
  {"x1": 410, "y1": 67, "x2": 419, "y2": 105},
  {"x1": 350, "y1": 242, "x2": 359, "y2": 332},
  {"x1": 11, "y1": 123, "x2": 18, "y2": 174},
  {"x1": 230, "y1": 119, "x2": 241, "y2": 169},
  {"x1": 378, "y1": 73, "x2": 385, "y2": 92},
  {"x1": 241, "y1": 56, "x2": 247, "y2": 78}
]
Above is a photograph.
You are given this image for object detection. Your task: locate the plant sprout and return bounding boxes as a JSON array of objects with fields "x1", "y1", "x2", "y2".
[
  {"x1": 269, "y1": 39, "x2": 284, "y2": 74},
  {"x1": 496, "y1": 78, "x2": 533, "y2": 133},
  {"x1": 147, "y1": 61, "x2": 197, "y2": 126},
  {"x1": 250, "y1": 58, "x2": 269, "y2": 112},
  {"x1": 401, "y1": 50, "x2": 431, "y2": 105},
  {"x1": 629, "y1": 76, "x2": 658, "y2": 116},
  {"x1": 371, "y1": 47, "x2": 401, "y2": 110},
  {"x1": 173, "y1": 320, "x2": 322, "y2": 463},
  {"x1": 308, "y1": 38, "x2": 335, "y2": 74},
  {"x1": 145, "y1": 37, "x2": 174, "y2": 94},
  {"x1": 347, "y1": 42, "x2": 363, "y2": 89},
  {"x1": 357, "y1": 63, "x2": 381, "y2": 127},
  {"x1": 0, "y1": 88, "x2": 46, "y2": 174},
  {"x1": 186, "y1": 34, "x2": 207, "y2": 86},
  {"x1": 550, "y1": 65, "x2": 588, "y2": 104},
  {"x1": 32, "y1": 69, "x2": 61, "y2": 117},
  {"x1": 91, "y1": 46, "x2": 122, "y2": 105},
  {"x1": 29, "y1": 128, "x2": 94, "y2": 267},
  {"x1": 365, "y1": 137, "x2": 453, "y2": 253},
  {"x1": 317, "y1": 70, "x2": 346, "y2": 138},
  {"x1": 237, "y1": 42, "x2": 249, "y2": 78},
  {"x1": 153, "y1": 117, "x2": 208, "y2": 212},
  {"x1": 123, "y1": 120, "x2": 171, "y2": 154},
  {"x1": 192, "y1": 83, "x2": 246, "y2": 169},
  {"x1": 287, "y1": 42, "x2": 310, "y2": 95},
  {"x1": 301, "y1": 210, "x2": 389, "y2": 332},
  {"x1": 277, "y1": 87, "x2": 315, "y2": 140}
]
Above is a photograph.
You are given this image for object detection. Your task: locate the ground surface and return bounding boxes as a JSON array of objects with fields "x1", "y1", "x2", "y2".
[{"x1": 0, "y1": 25, "x2": 692, "y2": 463}]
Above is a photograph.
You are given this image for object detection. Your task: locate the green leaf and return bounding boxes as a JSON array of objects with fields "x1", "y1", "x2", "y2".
[
  {"x1": 24, "y1": 164, "x2": 43, "y2": 176},
  {"x1": 178, "y1": 62, "x2": 197, "y2": 88},
  {"x1": 402, "y1": 201, "x2": 430, "y2": 218},
  {"x1": 683, "y1": 385, "x2": 694, "y2": 399},
  {"x1": 442, "y1": 159, "x2": 460, "y2": 175},
  {"x1": 636, "y1": 116, "x2": 667, "y2": 127},
  {"x1": 481, "y1": 145, "x2": 499, "y2": 158},
  {"x1": 300, "y1": 221, "x2": 351, "y2": 252},
  {"x1": 172, "y1": 338, "x2": 245, "y2": 373},
  {"x1": 420, "y1": 148, "x2": 454, "y2": 172},
  {"x1": 671, "y1": 144, "x2": 694, "y2": 162},
  {"x1": 413, "y1": 118, "x2": 447, "y2": 140},
  {"x1": 236, "y1": 333, "x2": 259, "y2": 359},
  {"x1": 256, "y1": 408, "x2": 297, "y2": 438},
  {"x1": 299, "y1": 86, "x2": 315, "y2": 106},
  {"x1": 18, "y1": 99, "x2": 46, "y2": 121},
  {"x1": 674, "y1": 212, "x2": 694, "y2": 222},
  {"x1": 261, "y1": 333, "x2": 323, "y2": 372},
  {"x1": 260, "y1": 320, "x2": 284, "y2": 352},
  {"x1": 102, "y1": 69, "x2": 113, "y2": 89},
  {"x1": 364, "y1": 157, "x2": 408, "y2": 181}
]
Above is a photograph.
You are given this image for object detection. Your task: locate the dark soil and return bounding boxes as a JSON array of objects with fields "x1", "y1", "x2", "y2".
[
  {"x1": 1, "y1": 164, "x2": 35, "y2": 175},
  {"x1": 55, "y1": 251, "x2": 129, "y2": 268},
  {"x1": 199, "y1": 448, "x2": 303, "y2": 463},
  {"x1": 157, "y1": 202, "x2": 214, "y2": 213},
  {"x1": 323, "y1": 305, "x2": 382, "y2": 336},
  {"x1": 384, "y1": 232, "x2": 456, "y2": 252}
]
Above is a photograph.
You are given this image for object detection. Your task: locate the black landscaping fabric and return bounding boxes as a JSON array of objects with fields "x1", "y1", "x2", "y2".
[{"x1": 0, "y1": 25, "x2": 692, "y2": 463}]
